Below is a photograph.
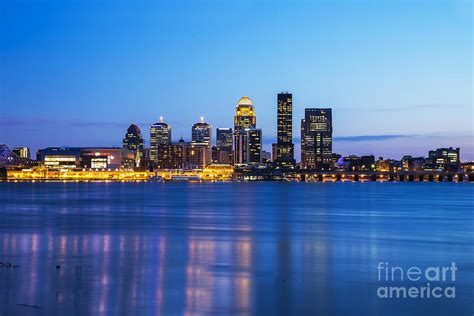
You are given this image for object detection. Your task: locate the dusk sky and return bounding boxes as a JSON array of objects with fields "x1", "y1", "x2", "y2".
[{"x1": 1, "y1": 0, "x2": 472, "y2": 160}]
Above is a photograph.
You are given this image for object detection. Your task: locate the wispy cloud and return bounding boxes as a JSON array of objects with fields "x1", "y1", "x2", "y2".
[
  {"x1": 334, "y1": 134, "x2": 413, "y2": 142},
  {"x1": 336, "y1": 103, "x2": 465, "y2": 113},
  {"x1": 376, "y1": 103, "x2": 464, "y2": 112}
]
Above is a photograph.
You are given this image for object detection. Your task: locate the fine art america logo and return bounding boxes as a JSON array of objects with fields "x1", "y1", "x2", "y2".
[{"x1": 377, "y1": 262, "x2": 457, "y2": 299}]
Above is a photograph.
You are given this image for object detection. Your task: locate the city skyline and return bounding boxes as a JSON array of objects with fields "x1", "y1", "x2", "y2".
[
  {"x1": 0, "y1": 2, "x2": 472, "y2": 315},
  {"x1": 0, "y1": 1, "x2": 472, "y2": 160},
  {"x1": 1, "y1": 93, "x2": 473, "y2": 162}
]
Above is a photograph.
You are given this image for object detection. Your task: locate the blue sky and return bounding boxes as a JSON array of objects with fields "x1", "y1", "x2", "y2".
[{"x1": 0, "y1": 0, "x2": 472, "y2": 160}]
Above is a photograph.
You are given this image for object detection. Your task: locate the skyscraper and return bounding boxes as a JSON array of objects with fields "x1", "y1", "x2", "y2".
[
  {"x1": 234, "y1": 96, "x2": 256, "y2": 131},
  {"x1": 246, "y1": 128, "x2": 262, "y2": 164},
  {"x1": 150, "y1": 117, "x2": 171, "y2": 164},
  {"x1": 275, "y1": 92, "x2": 295, "y2": 167},
  {"x1": 123, "y1": 124, "x2": 144, "y2": 166},
  {"x1": 234, "y1": 96, "x2": 256, "y2": 164},
  {"x1": 216, "y1": 128, "x2": 233, "y2": 164},
  {"x1": 191, "y1": 117, "x2": 212, "y2": 146},
  {"x1": 216, "y1": 128, "x2": 233, "y2": 150},
  {"x1": 234, "y1": 131, "x2": 248, "y2": 165},
  {"x1": 301, "y1": 108, "x2": 333, "y2": 169}
]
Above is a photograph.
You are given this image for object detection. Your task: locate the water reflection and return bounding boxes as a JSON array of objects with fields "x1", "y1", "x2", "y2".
[{"x1": 0, "y1": 182, "x2": 472, "y2": 315}]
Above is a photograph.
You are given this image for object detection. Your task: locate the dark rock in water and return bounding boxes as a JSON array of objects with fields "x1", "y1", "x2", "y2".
[{"x1": 56, "y1": 265, "x2": 61, "y2": 269}]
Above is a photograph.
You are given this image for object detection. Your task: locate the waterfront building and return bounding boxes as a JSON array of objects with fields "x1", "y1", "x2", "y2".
[
  {"x1": 361, "y1": 155, "x2": 376, "y2": 171},
  {"x1": 340, "y1": 155, "x2": 375, "y2": 171},
  {"x1": 150, "y1": 117, "x2": 172, "y2": 164},
  {"x1": 461, "y1": 162, "x2": 474, "y2": 173},
  {"x1": 424, "y1": 147, "x2": 460, "y2": 171},
  {"x1": 12, "y1": 147, "x2": 30, "y2": 159},
  {"x1": 123, "y1": 124, "x2": 144, "y2": 167},
  {"x1": 155, "y1": 144, "x2": 184, "y2": 170},
  {"x1": 342, "y1": 155, "x2": 361, "y2": 171},
  {"x1": 37, "y1": 147, "x2": 82, "y2": 170},
  {"x1": 401, "y1": 156, "x2": 425, "y2": 172},
  {"x1": 216, "y1": 128, "x2": 233, "y2": 164},
  {"x1": 80, "y1": 148, "x2": 135, "y2": 170},
  {"x1": 211, "y1": 146, "x2": 219, "y2": 163},
  {"x1": 246, "y1": 128, "x2": 262, "y2": 164},
  {"x1": 234, "y1": 131, "x2": 248, "y2": 165},
  {"x1": 192, "y1": 117, "x2": 212, "y2": 146},
  {"x1": 37, "y1": 147, "x2": 135, "y2": 170},
  {"x1": 301, "y1": 108, "x2": 333, "y2": 169},
  {"x1": 375, "y1": 158, "x2": 401, "y2": 172},
  {"x1": 183, "y1": 142, "x2": 211, "y2": 169},
  {"x1": 234, "y1": 96, "x2": 257, "y2": 165},
  {"x1": 275, "y1": 93, "x2": 295, "y2": 167},
  {"x1": 216, "y1": 128, "x2": 233, "y2": 149},
  {"x1": 0, "y1": 145, "x2": 36, "y2": 168},
  {"x1": 139, "y1": 148, "x2": 153, "y2": 171}
]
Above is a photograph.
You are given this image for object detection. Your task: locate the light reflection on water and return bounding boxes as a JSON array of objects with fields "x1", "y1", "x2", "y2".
[{"x1": 0, "y1": 182, "x2": 472, "y2": 315}]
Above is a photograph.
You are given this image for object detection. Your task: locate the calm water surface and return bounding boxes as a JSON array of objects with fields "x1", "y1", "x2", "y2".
[{"x1": 0, "y1": 182, "x2": 472, "y2": 316}]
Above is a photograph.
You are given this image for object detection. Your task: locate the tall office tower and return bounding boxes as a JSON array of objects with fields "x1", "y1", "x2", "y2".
[
  {"x1": 246, "y1": 128, "x2": 262, "y2": 164},
  {"x1": 301, "y1": 108, "x2": 333, "y2": 169},
  {"x1": 275, "y1": 93, "x2": 295, "y2": 167},
  {"x1": 150, "y1": 117, "x2": 171, "y2": 163},
  {"x1": 234, "y1": 96, "x2": 256, "y2": 164},
  {"x1": 234, "y1": 96, "x2": 256, "y2": 131},
  {"x1": 216, "y1": 128, "x2": 233, "y2": 164},
  {"x1": 192, "y1": 117, "x2": 212, "y2": 146},
  {"x1": 123, "y1": 124, "x2": 144, "y2": 155},
  {"x1": 216, "y1": 128, "x2": 233, "y2": 150},
  {"x1": 234, "y1": 131, "x2": 248, "y2": 165}
]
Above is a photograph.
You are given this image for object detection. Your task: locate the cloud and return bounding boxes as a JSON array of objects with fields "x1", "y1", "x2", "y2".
[
  {"x1": 336, "y1": 103, "x2": 465, "y2": 113},
  {"x1": 334, "y1": 134, "x2": 413, "y2": 142},
  {"x1": 376, "y1": 103, "x2": 464, "y2": 112}
]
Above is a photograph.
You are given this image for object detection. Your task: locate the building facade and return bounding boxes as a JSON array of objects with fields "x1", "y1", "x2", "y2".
[
  {"x1": 80, "y1": 148, "x2": 135, "y2": 170},
  {"x1": 155, "y1": 144, "x2": 184, "y2": 170},
  {"x1": 38, "y1": 147, "x2": 134, "y2": 170},
  {"x1": 123, "y1": 124, "x2": 144, "y2": 167},
  {"x1": 246, "y1": 128, "x2": 262, "y2": 164},
  {"x1": 38, "y1": 147, "x2": 82, "y2": 170},
  {"x1": 233, "y1": 96, "x2": 257, "y2": 165},
  {"x1": 424, "y1": 147, "x2": 460, "y2": 171},
  {"x1": 12, "y1": 147, "x2": 31, "y2": 159},
  {"x1": 192, "y1": 118, "x2": 212, "y2": 147},
  {"x1": 301, "y1": 108, "x2": 333, "y2": 169},
  {"x1": 275, "y1": 93, "x2": 295, "y2": 167},
  {"x1": 150, "y1": 118, "x2": 171, "y2": 165},
  {"x1": 183, "y1": 142, "x2": 211, "y2": 169},
  {"x1": 216, "y1": 128, "x2": 233, "y2": 164}
]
